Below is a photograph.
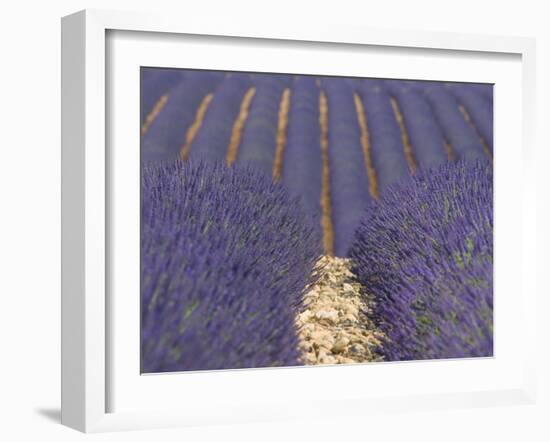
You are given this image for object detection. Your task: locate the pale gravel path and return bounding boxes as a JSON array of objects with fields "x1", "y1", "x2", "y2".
[{"x1": 296, "y1": 256, "x2": 384, "y2": 365}]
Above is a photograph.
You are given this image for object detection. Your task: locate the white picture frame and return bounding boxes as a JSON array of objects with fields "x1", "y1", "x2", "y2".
[{"x1": 61, "y1": 9, "x2": 537, "y2": 433}]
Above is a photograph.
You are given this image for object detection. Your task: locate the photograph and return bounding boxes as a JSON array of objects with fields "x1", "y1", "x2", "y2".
[{"x1": 140, "y1": 68, "x2": 494, "y2": 373}]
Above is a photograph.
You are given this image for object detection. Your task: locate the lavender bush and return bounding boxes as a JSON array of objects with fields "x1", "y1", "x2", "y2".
[
  {"x1": 141, "y1": 160, "x2": 322, "y2": 372},
  {"x1": 349, "y1": 161, "x2": 493, "y2": 360}
]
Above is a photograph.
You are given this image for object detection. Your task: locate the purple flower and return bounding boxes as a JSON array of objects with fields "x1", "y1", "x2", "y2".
[
  {"x1": 349, "y1": 160, "x2": 493, "y2": 360},
  {"x1": 141, "y1": 160, "x2": 322, "y2": 372}
]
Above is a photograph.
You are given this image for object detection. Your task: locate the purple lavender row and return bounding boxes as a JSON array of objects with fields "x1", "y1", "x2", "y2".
[
  {"x1": 141, "y1": 161, "x2": 322, "y2": 372},
  {"x1": 281, "y1": 76, "x2": 323, "y2": 219},
  {"x1": 141, "y1": 71, "x2": 223, "y2": 164},
  {"x1": 322, "y1": 77, "x2": 372, "y2": 257},
  {"x1": 393, "y1": 78, "x2": 493, "y2": 107},
  {"x1": 422, "y1": 84, "x2": 487, "y2": 162},
  {"x1": 344, "y1": 77, "x2": 361, "y2": 89},
  {"x1": 250, "y1": 72, "x2": 293, "y2": 88},
  {"x1": 349, "y1": 161, "x2": 493, "y2": 360},
  {"x1": 140, "y1": 68, "x2": 186, "y2": 125},
  {"x1": 384, "y1": 80, "x2": 492, "y2": 155},
  {"x1": 465, "y1": 83, "x2": 493, "y2": 104},
  {"x1": 188, "y1": 73, "x2": 252, "y2": 162},
  {"x1": 384, "y1": 80, "x2": 449, "y2": 169},
  {"x1": 359, "y1": 79, "x2": 410, "y2": 192},
  {"x1": 446, "y1": 83, "x2": 493, "y2": 154},
  {"x1": 236, "y1": 75, "x2": 291, "y2": 176}
]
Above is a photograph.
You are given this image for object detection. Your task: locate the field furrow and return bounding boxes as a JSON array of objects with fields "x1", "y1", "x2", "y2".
[
  {"x1": 354, "y1": 93, "x2": 379, "y2": 200},
  {"x1": 272, "y1": 88, "x2": 291, "y2": 181},
  {"x1": 296, "y1": 256, "x2": 383, "y2": 365},
  {"x1": 319, "y1": 90, "x2": 334, "y2": 256},
  {"x1": 179, "y1": 93, "x2": 214, "y2": 161},
  {"x1": 226, "y1": 86, "x2": 256, "y2": 165}
]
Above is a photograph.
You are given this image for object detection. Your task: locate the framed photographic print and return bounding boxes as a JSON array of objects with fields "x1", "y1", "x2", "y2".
[{"x1": 61, "y1": 9, "x2": 537, "y2": 433}]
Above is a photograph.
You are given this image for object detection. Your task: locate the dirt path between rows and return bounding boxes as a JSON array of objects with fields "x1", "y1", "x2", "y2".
[{"x1": 296, "y1": 255, "x2": 384, "y2": 365}]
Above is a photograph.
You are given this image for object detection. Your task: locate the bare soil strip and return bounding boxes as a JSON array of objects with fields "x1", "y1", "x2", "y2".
[
  {"x1": 179, "y1": 93, "x2": 214, "y2": 161},
  {"x1": 141, "y1": 94, "x2": 168, "y2": 136},
  {"x1": 296, "y1": 256, "x2": 383, "y2": 365},
  {"x1": 354, "y1": 93, "x2": 380, "y2": 200},
  {"x1": 272, "y1": 88, "x2": 291, "y2": 181},
  {"x1": 458, "y1": 104, "x2": 493, "y2": 160},
  {"x1": 390, "y1": 96, "x2": 418, "y2": 173},
  {"x1": 226, "y1": 87, "x2": 256, "y2": 166},
  {"x1": 444, "y1": 140, "x2": 456, "y2": 161},
  {"x1": 319, "y1": 91, "x2": 334, "y2": 256}
]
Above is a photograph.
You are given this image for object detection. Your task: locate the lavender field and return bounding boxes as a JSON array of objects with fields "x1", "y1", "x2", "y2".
[{"x1": 140, "y1": 68, "x2": 493, "y2": 372}]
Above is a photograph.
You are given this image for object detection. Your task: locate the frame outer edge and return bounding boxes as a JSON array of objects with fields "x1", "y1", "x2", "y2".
[
  {"x1": 62, "y1": 9, "x2": 108, "y2": 433},
  {"x1": 84, "y1": 9, "x2": 108, "y2": 432},
  {"x1": 87, "y1": 8, "x2": 531, "y2": 54},
  {"x1": 61, "y1": 10, "x2": 87, "y2": 432},
  {"x1": 521, "y1": 38, "x2": 537, "y2": 404}
]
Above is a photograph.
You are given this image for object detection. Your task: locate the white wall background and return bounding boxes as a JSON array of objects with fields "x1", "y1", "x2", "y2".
[{"x1": 0, "y1": 1, "x2": 547, "y2": 441}]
